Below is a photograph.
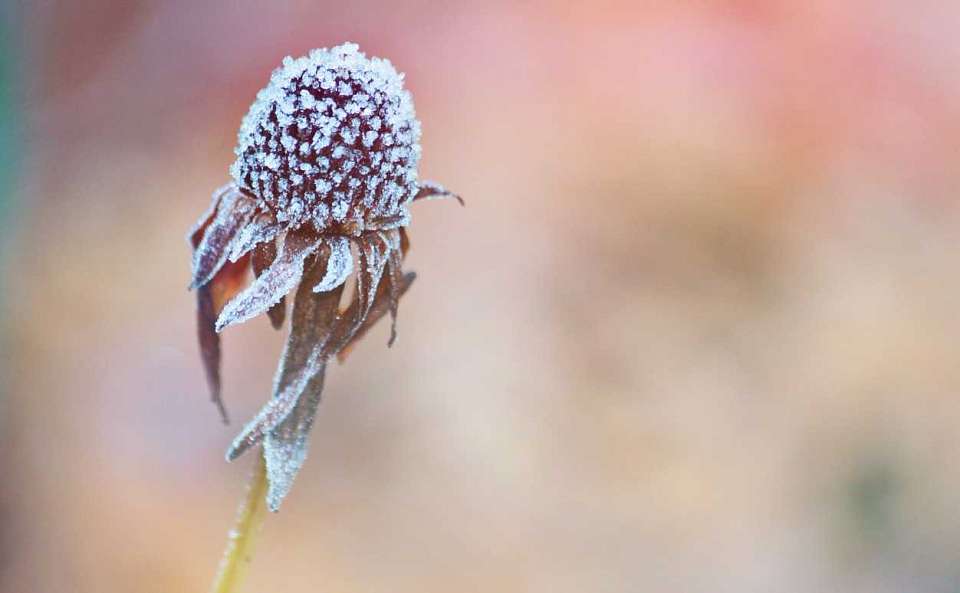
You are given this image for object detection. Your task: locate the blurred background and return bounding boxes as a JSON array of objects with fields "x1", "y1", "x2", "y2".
[{"x1": 3, "y1": 1, "x2": 960, "y2": 591}]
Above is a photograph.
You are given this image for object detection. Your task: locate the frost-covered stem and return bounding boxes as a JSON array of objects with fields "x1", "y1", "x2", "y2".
[{"x1": 211, "y1": 452, "x2": 268, "y2": 593}]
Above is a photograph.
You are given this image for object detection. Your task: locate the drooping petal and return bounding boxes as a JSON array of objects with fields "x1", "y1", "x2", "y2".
[
  {"x1": 413, "y1": 180, "x2": 464, "y2": 206},
  {"x1": 399, "y1": 226, "x2": 410, "y2": 259},
  {"x1": 263, "y1": 368, "x2": 324, "y2": 511},
  {"x1": 312, "y1": 236, "x2": 353, "y2": 293},
  {"x1": 329, "y1": 233, "x2": 391, "y2": 351},
  {"x1": 225, "y1": 248, "x2": 344, "y2": 462},
  {"x1": 337, "y1": 271, "x2": 416, "y2": 363},
  {"x1": 196, "y1": 255, "x2": 249, "y2": 423},
  {"x1": 196, "y1": 286, "x2": 223, "y2": 420},
  {"x1": 190, "y1": 185, "x2": 256, "y2": 289},
  {"x1": 359, "y1": 231, "x2": 395, "y2": 318},
  {"x1": 252, "y1": 241, "x2": 286, "y2": 329},
  {"x1": 215, "y1": 229, "x2": 323, "y2": 333},
  {"x1": 187, "y1": 182, "x2": 231, "y2": 248},
  {"x1": 384, "y1": 236, "x2": 403, "y2": 346},
  {"x1": 228, "y1": 211, "x2": 283, "y2": 263}
]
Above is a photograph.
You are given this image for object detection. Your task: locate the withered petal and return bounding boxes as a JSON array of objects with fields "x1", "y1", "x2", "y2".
[
  {"x1": 215, "y1": 229, "x2": 322, "y2": 333},
  {"x1": 263, "y1": 367, "x2": 325, "y2": 511},
  {"x1": 196, "y1": 255, "x2": 250, "y2": 423},
  {"x1": 399, "y1": 226, "x2": 410, "y2": 259},
  {"x1": 190, "y1": 185, "x2": 256, "y2": 289},
  {"x1": 337, "y1": 271, "x2": 416, "y2": 363},
  {"x1": 226, "y1": 249, "x2": 343, "y2": 463},
  {"x1": 229, "y1": 210, "x2": 283, "y2": 263},
  {"x1": 385, "y1": 243, "x2": 403, "y2": 346},
  {"x1": 312, "y1": 236, "x2": 353, "y2": 293},
  {"x1": 196, "y1": 285, "x2": 226, "y2": 423},
  {"x1": 323, "y1": 233, "x2": 391, "y2": 355},
  {"x1": 187, "y1": 183, "x2": 231, "y2": 249},
  {"x1": 252, "y1": 241, "x2": 286, "y2": 329},
  {"x1": 413, "y1": 180, "x2": 464, "y2": 206}
]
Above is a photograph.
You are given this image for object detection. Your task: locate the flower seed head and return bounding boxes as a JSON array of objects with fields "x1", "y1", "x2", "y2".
[{"x1": 231, "y1": 43, "x2": 422, "y2": 232}]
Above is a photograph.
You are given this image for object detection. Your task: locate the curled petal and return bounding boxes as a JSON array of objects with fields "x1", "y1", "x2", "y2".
[
  {"x1": 323, "y1": 232, "x2": 393, "y2": 357},
  {"x1": 355, "y1": 233, "x2": 391, "y2": 320},
  {"x1": 399, "y1": 227, "x2": 410, "y2": 259},
  {"x1": 190, "y1": 185, "x2": 256, "y2": 289},
  {"x1": 226, "y1": 248, "x2": 343, "y2": 462},
  {"x1": 196, "y1": 255, "x2": 249, "y2": 423},
  {"x1": 196, "y1": 286, "x2": 224, "y2": 421},
  {"x1": 337, "y1": 271, "x2": 416, "y2": 363},
  {"x1": 312, "y1": 236, "x2": 353, "y2": 293},
  {"x1": 187, "y1": 183, "x2": 229, "y2": 249},
  {"x1": 252, "y1": 241, "x2": 286, "y2": 329},
  {"x1": 229, "y1": 211, "x2": 283, "y2": 263},
  {"x1": 215, "y1": 229, "x2": 322, "y2": 333},
  {"x1": 414, "y1": 180, "x2": 464, "y2": 206},
  {"x1": 263, "y1": 369, "x2": 324, "y2": 511},
  {"x1": 385, "y1": 241, "x2": 403, "y2": 346}
]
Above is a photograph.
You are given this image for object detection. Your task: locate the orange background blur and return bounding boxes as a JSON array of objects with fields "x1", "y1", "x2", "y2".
[{"x1": 4, "y1": 1, "x2": 960, "y2": 592}]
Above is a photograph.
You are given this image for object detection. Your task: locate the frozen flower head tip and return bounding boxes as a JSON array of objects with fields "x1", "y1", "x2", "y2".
[{"x1": 230, "y1": 42, "x2": 422, "y2": 234}]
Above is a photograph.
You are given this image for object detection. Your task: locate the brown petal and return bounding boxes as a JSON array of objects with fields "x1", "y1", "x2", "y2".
[
  {"x1": 337, "y1": 271, "x2": 416, "y2": 363},
  {"x1": 252, "y1": 241, "x2": 286, "y2": 330},
  {"x1": 262, "y1": 368, "x2": 325, "y2": 511},
  {"x1": 311, "y1": 236, "x2": 353, "y2": 294},
  {"x1": 215, "y1": 229, "x2": 322, "y2": 333},
  {"x1": 413, "y1": 180, "x2": 464, "y2": 206},
  {"x1": 323, "y1": 233, "x2": 390, "y2": 356},
  {"x1": 226, "y1": 248, "x2": 343, "y2": 461},
  {"x1": 228, "y1": 211, "x2": 283, "y2": 263},
  {"x1": 399, "y1": 227, "x2": 410, "y2": 259},
  {"x1": 187, "y1": 183, "x2": 230, "y2": 249},
  {"x1": 357, "y1": 232, "x2": 392, "y2": 319},
  {"x1": 385, "y1": 242, "x2": 403, "y2": 346},
  {"x1": 190, "y1": 186, "x2": 256, "y2": 289},
  {"x1": 196, "y1": 255, "x2": 249, "y2": 424}
]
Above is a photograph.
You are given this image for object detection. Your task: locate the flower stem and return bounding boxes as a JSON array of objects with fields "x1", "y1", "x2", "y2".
[{"x1": 211, "y1": 452, "x2": 268, "y2": 593}]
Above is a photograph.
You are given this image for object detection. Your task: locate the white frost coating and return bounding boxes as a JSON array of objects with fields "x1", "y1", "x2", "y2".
[
  {"x1": 190, "y1": 189, "x2": 256, "y2": 289},
  {"x1": 231, "y1": 42, "x2": 422, "y2": 232},
  {"x1": 215, "y1": 232, "x2": 321, "y2": 332},
  {"x1": 227, "y1": 213, "x2": 282, "y2": 262},
  {"x1": 313, "y1": 236, "x2": 353, "y2": 293}
]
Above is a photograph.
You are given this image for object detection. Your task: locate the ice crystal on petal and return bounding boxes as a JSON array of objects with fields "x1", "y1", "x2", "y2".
[
  {"x1": 251, "y1": 242, "x2": 286, "y2": 330},
  {"x1": 313, "y1": 236, "x2": 353, "y2": 293},
  {"x1": 190, "y1": 187, "x2": 256, "y2": 289},
  {"x1": 215, "y1": 230, "x2": 322, "y2": 332},
  {"x1": 264, "y1": 377, "x2": 324, "y2": 511},
  {"x1": 187, "y1": 183, "x2": 231, "y2": 248},
  {"x1": 228, "y1": 211, "x2": 283, "y2": 263}
]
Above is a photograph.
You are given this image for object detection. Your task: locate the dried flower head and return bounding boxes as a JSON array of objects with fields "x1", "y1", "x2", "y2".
[
  {"x1": 188, "y1": 42, "x2": 460, "y2": 511},
  {"x1": 230, "y1": 42, "x2": 420, "y2": 233}
]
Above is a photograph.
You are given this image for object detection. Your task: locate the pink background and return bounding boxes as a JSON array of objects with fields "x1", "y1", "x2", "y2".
[{"x1": 5, "y1": 1, "x2": 960, "y2": 591}]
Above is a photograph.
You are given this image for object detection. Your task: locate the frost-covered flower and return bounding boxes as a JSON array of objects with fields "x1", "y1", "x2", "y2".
[{"x1": 188, "y1": 43, "x2": 460, "y2": 511}]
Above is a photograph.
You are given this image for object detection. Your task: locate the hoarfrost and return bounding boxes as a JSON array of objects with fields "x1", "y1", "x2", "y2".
[
  {"x1": 190, "y1": 186, "x2": 256, "y2": 289},
  {"x1": 230, "y1": 42, "x2": 422, "y2": 229},
  {"x1": 227, "y1": 211, "x2": 282, "y2": 263},
  {"x1": 215, "y1": 230, "x2": 322, "y2": 332},
  {"x1": 313, "y1": 236, "x2": 353, "y2": 293}
]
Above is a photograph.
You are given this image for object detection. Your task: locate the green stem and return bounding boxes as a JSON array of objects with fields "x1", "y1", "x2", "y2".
[{"x1": 211, "y1": 452, "x2": 268, "y2": 593}]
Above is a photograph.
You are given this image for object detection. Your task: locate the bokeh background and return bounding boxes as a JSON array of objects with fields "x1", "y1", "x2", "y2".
[{"x1": 4, "y1": 1, "x2": 960, "y2": 592}]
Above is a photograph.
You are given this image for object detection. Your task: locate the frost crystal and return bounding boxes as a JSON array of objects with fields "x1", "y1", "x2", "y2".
[
  {"x1": 232, "y1": 43, "x2": 421, "y2": 233},
  {"x1": 313, "y1": 236, "x2": 353, "y2": 293}
]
